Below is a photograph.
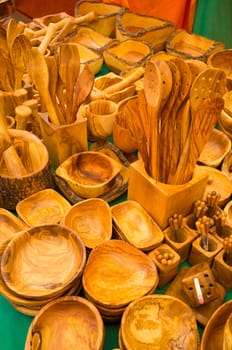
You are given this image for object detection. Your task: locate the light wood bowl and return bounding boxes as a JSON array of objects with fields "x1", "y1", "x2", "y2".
[
  {"x1": 1, "y1": 224, "x2": 86, "y2": 300},
  {"x1": 111, "y1": 200, "x2": 164, "y2": 252},
  {"x1": 62, "y1": 198, "x2": 112, "y2": 251},
  {"x1": 16, "y1": 188, "x2": 71, "y2": 226},
  {"x1": 75, "y1": 42, "x2": 103, "y2": 75},
  {"x1": 24, "y1": 296, "x2": 104, "y2": 350},
  {"x1": 166, "y1": 29, "x2": 224, "y2": 61},
  {"x1": 221, "y1": 149, "x2": 232, "y2": 181},
  {"x1": 120, "y1": 294, "x2": 200, "y2": 350},
  {"x1": 103, "y1": 38, "x2": 153, "y2": 74},
  {"x1": 201, "y1": 300, "x2": 232, "y2": 350},
  {"x1": 55, "y1": 151, "x2": 122, "y2": 199},
  {"x1": 207, "y1": 49, "x2": 232, "y2": 89},
  {"x1": 198, "y1": 128, "x2": 231, "y2": 167},
  {"x1": 116, "y1": 8, "x2": 174, "y2": 51}
]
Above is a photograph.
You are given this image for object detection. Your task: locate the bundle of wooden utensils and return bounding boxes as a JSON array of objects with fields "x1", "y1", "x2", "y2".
[{"x1": 126, "y1": 58, "x2": 228, "y2": 185}]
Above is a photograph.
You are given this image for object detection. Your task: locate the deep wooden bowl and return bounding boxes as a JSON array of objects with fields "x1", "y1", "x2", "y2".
[
  {"x1": 111, "y1": 200, "x2": 164, "y2": 252},
  {"x1": 55, "y1": 151, "x2": 122, "y2": 199},
  {"x1": 24, "y1": 296, "x2": 104, "y2": 350},
  {"x1": 1, "y1": 224, "x2": 86, "y2": 300},
  {"x1": 207, "y1": 49, "x2": 232, "y2": 90},
  {"x1": 75, "y1": 42, "x2": 103, "y2": 75},
  {"x1": 62, "y1": 198, "x2": 112, "y2": 250},
  {"x1": 16, "y1": 188, "x2": 71, "y2": 226},
  {"x1": 120, "y1": 294, "x2": 200, "y2": 350}
]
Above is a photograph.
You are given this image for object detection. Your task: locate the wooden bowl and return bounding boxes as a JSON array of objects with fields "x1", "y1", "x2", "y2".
[
  {"x1": 111, "y1": 200, "x2": 164, "y2": 252},
  {"x1": 116, "y1": 8, "x2": 174, "y2": 51},
  {"x1": 32, "y1": 12, "x2": 69, "y2": 28},
  {"x1": 62, "y1": 198, "x2": 112, "y2": 250},
  {"x1": 221, "y1": 149, "x2": 232, "y2": 181},
  {"x1": 219, "y1": 109, "x2": 232, "y2": 136},
  {"x1": 223, "y1": 201, "x2": 232, "y2": 226},
  {"x1": 85, "y1": 99, "x2": 118, "y2": 140},
  {"x1": 207, "y1": 49, "x2": 232, "y2": 90},
  {"x1": 201, "y1": 300, "x2": 232, "y2": 350},
  {"x1": 198, "y1": 128, "x2": 231, "y2": 167},
  {"x1": 16, "y1": 188, "x2": 71, "y2": 226},
  {"x1": 0, "y1": 129, "x2": 54, "y2": 210},
  {"x1": 120, "y1": 294, "x2": 200, "y2": 350},
  {"x1": 75, "y1": 42, "x2": 103, "y2": 75},
  {"x1": 82, "y1": 239, "x2": 159, "y2": 309},
  {"x1": 75, "y1": 0, "x2": 122, "y2": 38},
  {"x1": 103, "y1": 38, "x2": 153, "y2": 74},
  {"x1": 24, "y1": 296, "x2": 104, "y2": 350},
  {"x1": 166, "y1": 29, "x2": 224, "y2": 61},
  {"x1": 1, "y1": 224, "x2": 86, "y2": 300},
  {"x1": 55, "y1": 151, "x2": 122, "y2": 199}
]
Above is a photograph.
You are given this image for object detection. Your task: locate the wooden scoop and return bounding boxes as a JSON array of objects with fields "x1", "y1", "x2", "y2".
[{"x1": 10, "y1": 35, "x2": 27, "y2": 89}]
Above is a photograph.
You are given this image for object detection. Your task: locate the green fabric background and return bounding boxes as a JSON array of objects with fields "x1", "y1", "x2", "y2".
[{"x1": 1, "y1": 1, "x2": 232, "y2": 349}]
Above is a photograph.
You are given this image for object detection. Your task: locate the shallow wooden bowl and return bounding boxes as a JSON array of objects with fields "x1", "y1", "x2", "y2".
[
  {"x1": 1, "y1": 224, "x2": 86, "y2": 300},
  {"x1": 111, "y1": 200, "x2": 164, "y2": 251},
  {"x1": 103, "y1": 38, "x2": 152, "y2": 74},
  {"x1": 16, "y1": 188, "x2": 71, "y2": 226},
  {"x1": 221, "y1": 149, "x2": 232, "y2": 181},
  {"x1": 82, "y1": 239, "x2": 159, "y2": 309},
  {"x1": 207, "y1": 49, "x2": 232, "y2": 89},
  {"x1": 116, "y1": 8, "x2": 174, "y2": 51},
  {"x1": 201, "y1": 300, "x2": 232, "y2": 350},
  {"x1": 219, "y1": 109, "x2": 232, "y2": 137},
  {"x1": 55, "y1": 151, "x2": 122, "y2": 199},
  {"x1": 0, "y1": 129, "x2": 54, "y2": 210},
  {"x1": 166, "y1": 29, "x2": 224, "y2": 61},
  {"x1": 75, "y1": 0, "x2": 122, "y2": 37},
  {"x1": 62, "y1": 198, "x2": 112, "y2": 250},
  {"x1": 24, "y1": 296, "x2": 104, "y2": 350},
  {"x1": 198, "y1": 128, "x2": 231, "y2": 167},
  {"x1": 75, "y1": 42, "x2": 103, "y2": 75},
  {"x1": 120, "y1": 294, "x2": 200, "y2": 350}
]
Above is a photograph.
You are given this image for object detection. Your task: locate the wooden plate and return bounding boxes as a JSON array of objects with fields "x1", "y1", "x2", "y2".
[
  {"x1": 120, "y1": 294, "x2": 200, "y2": 350},
  {"x1": 82, "y1": 239, "x2": 159, "y2": 309},
  {"x1": 1, "y1": 224, "x2": 86, "y2": 299},
  {"x1": 24, "y1": 296, "x2": 104, "y2": 350},
  {"x1": 16, "y1": 188, "x2": 71, "y2": 226}
]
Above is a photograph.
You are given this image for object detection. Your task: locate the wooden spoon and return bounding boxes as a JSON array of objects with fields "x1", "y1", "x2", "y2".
[
  {"x1": 29, "y1": 47, "x2": 61, "y2": 125},
  {"x1": 143, "y1": 60, "x2": 163, "y2": 179},
  {"x1": 6, "y1": 18, "x2": 25, "y2": 50},
  {"x1": 10, "y1": 35, "x2": 27, "y2": 89}
]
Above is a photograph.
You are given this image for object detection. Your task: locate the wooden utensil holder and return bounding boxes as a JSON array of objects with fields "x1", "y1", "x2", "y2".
[
  {"x1": 212, "y1": 250, "x2": 232, "y2": 290},
  {"x1": 39, "y1": 112, "x2": 88, "y2": 169},
  {"x1": 188, "y1": 234, "x2": 224, "y2": 267},
  {"x1": 148, "y1": 243, "x2": 180, "y2": 289},
  {"x1": 128, "y1": 159, "x2": 208, "y2": 229}
]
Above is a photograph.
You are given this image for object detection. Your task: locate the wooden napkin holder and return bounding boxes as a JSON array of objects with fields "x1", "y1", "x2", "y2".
[{"x1": 128, "y1": 159, "x2": 209, "y2": 229}]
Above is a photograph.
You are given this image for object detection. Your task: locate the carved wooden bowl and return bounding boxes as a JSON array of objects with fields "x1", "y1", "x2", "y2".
[
  {"x1": 75, "y1": 42, "x2": 103, "y2": 75},
  {"x1": 207, "y1": 49, "x2": 232, "y2": 89},
  {"x1": 62, "y1": 198, "x2": 112, "y2": 251},
  {"x1": 116, "y1": 8, "x2": 174, "y2": 51},
  {"x1": 82, "y1": 239, "x2": 159, "y2": 321},
  {"x1": 55, "y1": 151, "x2": 122, "y2": 199},
  {"x1": 16, "y1": 188, "x2": 71, "y2": 226},
  {"x1": 24, "y1": 296, "x2": 104, "y2": 350},
  {"x1": 166, "y1": 29, "x2": 224, "y2": 61},
  {"x1": 221, "y1": 149, "x2": 232, "y2": 181},
  {"x1": 111, "y1": 200, "x2": 164, "y2": 252},
  {"x1": 223, "y1": 201, "x2": 232, "y2": 226},
  {"x1": 1, "y1": 224, "x2": 86, "y2": 300},
  {"x1": 119, "y1": 294, "x2": 200, "y2": 350},
  {"x1": 201, "y1": 300, "x2": 232, "y2": 350},
  {"x1": 103, "y1": 38, "x2": 153, "y2": 74},
  {"x1": 198, "y1": 128, "x2": 231, "y2": 168}
]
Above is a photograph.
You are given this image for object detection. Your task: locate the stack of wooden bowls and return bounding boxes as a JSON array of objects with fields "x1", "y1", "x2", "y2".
[
  {"x1": 82, "y1": 239, "x2": 159, "y2": 322},
  {"x1": 0, "y1": 224, "x2": 86, "y2": 315}
]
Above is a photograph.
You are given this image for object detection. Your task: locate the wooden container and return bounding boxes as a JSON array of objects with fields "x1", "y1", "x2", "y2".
[
  {"x1": 116, "y1": 8, "x2": 174, "y2": 51},
  {"x1": 212, "y1": 249, "x2": 232, "y2": 290},
  {"x1": 128, "y1": 159, "x2": 208, "y2": 230},
  {"x1": 188, "y1": 234, "x2": 224, "y2": 267},
  {"x1": 38, "y1": 112, "x2": 88, "y2": 169},
  {"x1": 207, "y1": 49, "x2": 232, "y2": 90}
]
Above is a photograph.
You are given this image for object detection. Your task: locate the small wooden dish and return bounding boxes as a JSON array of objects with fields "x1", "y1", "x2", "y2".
[
  {"x1": 1, "y1": 224, "x2": 86, "y2": 300},
  {"x1": 103, "y1": 38, "x2": 152, "y2": 74},
  {"x1": 75, "y1": 0, "x2": 122, "y2": 37},
  {"x1": 198, "y1": 128, "x2": 231, "y2": 168},
  {"x1": 120, "y1": 294, "x2": 200, "y2": 350},
  {"x1": 116, "y1": 8, "x2": 174, "y2": 51},
  {"x1": 221, "y1": 149, "x2": 232, "y2": 181},
  {"x1": 75, "y1": 42, "x2": 103, "y2": 75},
  {"x1": 16, "y1": 188, "x2": 71, "y2": 226},
  {"x1": 62, "y1": 198, "x2": 112, "y2": 251},
  {"x1": 111, "y1": 200, "x2": 164, "y2": 252},
  {"x1": 207, "y1": 49, "x2": 232, "y2": 90},
  {"x1": 166, "y1": 29, "x2": 224, "y2": 61},
  {"x1": 24, "y1": 296, "x2": 104, "y2": 350},
  {"x1": 55, "y1": 151, "x2": 122, "y2": 199},
  {"x1": 201, "y1": 300, "x2": 232, "y2": 350}
]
